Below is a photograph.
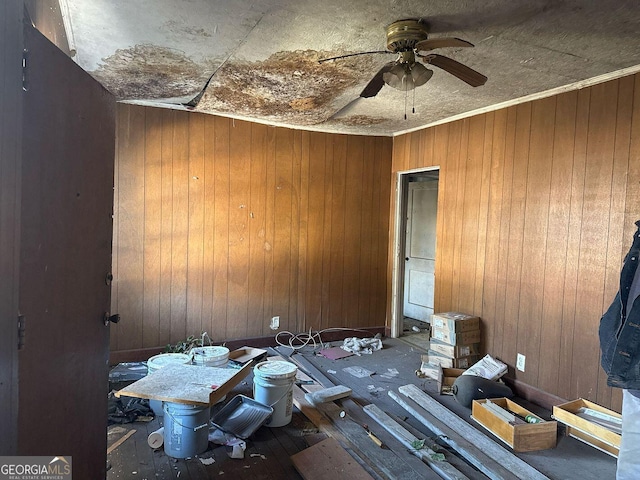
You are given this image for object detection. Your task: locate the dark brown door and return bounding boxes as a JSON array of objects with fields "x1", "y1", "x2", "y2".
[{"x1": 18, "y1": 24, "x2": 115, "y2": 480}]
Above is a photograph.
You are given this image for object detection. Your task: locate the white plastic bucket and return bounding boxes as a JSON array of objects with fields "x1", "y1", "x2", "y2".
[
  {"x1": 147, "y1": 353, "x2": 191, "y2": 417},
  {"x1": 253, "y1": 361, "x2": 297, "y2": 427},
  {"x1": 163, "y1": 402, "x2": 210, "y2": 458},
  {"x1": 190, "y1": 346, "x2": 230, "y2": 367}
]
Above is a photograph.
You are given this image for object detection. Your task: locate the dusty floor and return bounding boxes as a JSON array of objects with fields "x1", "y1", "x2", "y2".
[{"x1": 107, "y1": 333, "x2": 617, "y2": 479}]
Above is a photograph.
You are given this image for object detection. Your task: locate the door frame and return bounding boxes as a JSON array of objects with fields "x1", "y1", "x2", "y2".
[{"x1": 390, "y1": 166, "x2": 440, "y2": 338}]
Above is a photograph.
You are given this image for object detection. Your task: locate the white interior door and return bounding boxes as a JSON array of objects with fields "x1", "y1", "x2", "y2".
[{"x1": 403, "y1": 179, "x2": 438, "y2": 322}]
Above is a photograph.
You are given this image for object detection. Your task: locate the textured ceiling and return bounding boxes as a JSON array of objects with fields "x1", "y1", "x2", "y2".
[{"x1": 66, "y1": 0, "x2": 640, "y2": 136}]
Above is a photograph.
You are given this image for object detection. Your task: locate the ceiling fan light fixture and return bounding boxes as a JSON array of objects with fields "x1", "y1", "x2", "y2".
[
  {"x1": 383, "y1": 62, "x2": 433, "y2": 92},
  {"x1": 410, "y1": 62, "x2": 433, "y2": 87}
]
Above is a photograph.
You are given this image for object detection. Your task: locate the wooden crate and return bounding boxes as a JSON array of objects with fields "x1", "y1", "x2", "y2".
[
  {"x1": 552, "y1": 398, "x2": 621, "y2": 458},
  {"x1": 437, "y1": 367, "x2": 465, "y2": 395},
  {"x1": 471, "y1": 398, "x2": 557, "y2": 452}
]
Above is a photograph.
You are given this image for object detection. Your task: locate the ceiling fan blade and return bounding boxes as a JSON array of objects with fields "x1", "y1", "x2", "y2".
[
  {"x1": 318, "y1": 50, "x2": 393, "y2": 64},
  {"x1": 422, "y1": 54, "x2": 487, "y2": 87},
  {"x1": 360, "y1": 62, "x2": 396, "y2": 98},
  {"x1": 415, "y1": 37, "x2": 474, "y2": 52}
]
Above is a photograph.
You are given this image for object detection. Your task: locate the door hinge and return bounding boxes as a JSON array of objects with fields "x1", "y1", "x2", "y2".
[
  {"x1": 18, "y1": 315, "x2": 26, "y2": 350},
  {"x1": 22, "y1": 49, "x2": 29, "y2": 92}
]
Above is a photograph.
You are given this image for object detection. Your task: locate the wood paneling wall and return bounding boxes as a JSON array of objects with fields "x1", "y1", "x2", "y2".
[
  {"x1": 392, "y1": 74, "x2": 640, "y2": 411},
  {"x1": 0, "y1": 0, "x2": 22, "y2": 455},
  {"x1": 111, "y1": 105, "x2": 392, "y2": 353}
]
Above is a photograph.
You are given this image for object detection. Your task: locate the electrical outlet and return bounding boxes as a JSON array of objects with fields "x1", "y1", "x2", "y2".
[
  {"x1": 516, "y1": 353, "x2": 526, "y2": 372},
  {"x1": 270, "y1": 316, "x2": 280, "y2": 330}
]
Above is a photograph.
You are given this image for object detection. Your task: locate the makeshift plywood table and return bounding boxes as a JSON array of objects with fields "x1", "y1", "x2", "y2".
[{"x1": 115, "y1": 363, "x2": 253, "y2": 406}]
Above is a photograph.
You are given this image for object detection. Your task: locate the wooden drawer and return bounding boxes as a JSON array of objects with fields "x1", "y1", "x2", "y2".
[
  {"x1": 552, "y1": 398, "x2": 621, "y2": 458},
  {"x1": 472, "y1": 398, "x2": 557, "y2": 452}
]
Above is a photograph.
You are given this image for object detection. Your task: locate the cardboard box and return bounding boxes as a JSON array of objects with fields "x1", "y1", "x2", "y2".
[
  {"x1": 437, "y1": 366, "x2": 465, "y2": 395},
  {"x1": 463, "y1": 354, "x2": 508, "y2": 380},
  {"x1": 431, "y1": 327, "x2": 481, "y2": 346},
  {"x1": 228, "y1": 346, "x2": 268, "y2": 364},
  {"x1": 472, "y1": 398, "x2": 557, "y2": 452},
  {"x1": 429, "y1": 338, "x2": 481, "y2": 358},
  {"x1": 552, "y1": 398, "x2": 621, "y2": 458},
  {"x1": 431, "y1": 312, "x2": 481, "y2": 332},
  {"x1": 416, "y1": 358, "x2": 440, "y2": 380},
  {"x1": 426, "y1": 350, "x2": 480, "y2": 369}
]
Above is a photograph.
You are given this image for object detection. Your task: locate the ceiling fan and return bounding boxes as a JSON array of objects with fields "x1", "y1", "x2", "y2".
[{"x1": 319, "y1": 19, "x2": 487, "y2": 99}]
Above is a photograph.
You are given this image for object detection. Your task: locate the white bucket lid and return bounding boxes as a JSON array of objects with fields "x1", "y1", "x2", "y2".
[
  {"x1": 147, "y1": 353, "x2": 191, "y2": 369},
  {"x1": 190, "y1": 346, "x2": 230, "y2": 361},
  {"x1": 253, "y1": 361, "x2": 298, "y2": 379}
]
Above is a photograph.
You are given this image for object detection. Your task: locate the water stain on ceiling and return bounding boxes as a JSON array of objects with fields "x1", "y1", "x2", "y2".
[
  {"x1": 197, "y1": 50, "x2": 379, "y2": 125},
  {"x1": 92, "y1": 44, "x2": 213, "y2": 100},
  {"x1": 66, "y1": 0, "x2": 640, "y2": 136}
]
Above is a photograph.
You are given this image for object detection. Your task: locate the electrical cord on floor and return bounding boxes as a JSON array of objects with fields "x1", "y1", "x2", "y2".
[{"x1": 274, "y1": 327, "x2": 374, "y2": 352}]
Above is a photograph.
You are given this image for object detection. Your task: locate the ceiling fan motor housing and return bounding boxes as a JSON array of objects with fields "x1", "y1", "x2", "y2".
[{"x1": 386, "y1": 19, "x2": 429, "y2": 52}]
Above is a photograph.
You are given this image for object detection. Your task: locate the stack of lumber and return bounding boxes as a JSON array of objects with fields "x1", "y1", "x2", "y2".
[{"x1": 276, "y1": 346, "x2": 550, "y2": 480}]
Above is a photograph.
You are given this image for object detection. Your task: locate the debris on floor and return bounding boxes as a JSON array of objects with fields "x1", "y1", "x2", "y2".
[
  {"x1": 341, "y1": 334, "x2": 383, "y2": 355},
  {"x1": 342, "y1": 366, "x2": 375, "y2": 378},
  {"x1": 318, "y1": 346, "x2": 354, "y2": 360}
]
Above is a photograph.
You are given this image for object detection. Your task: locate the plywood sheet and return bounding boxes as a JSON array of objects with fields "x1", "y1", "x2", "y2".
[
  {"x1": 290, "y1": 437, "x2": 373, "y2": 480},
  {"x1": 116, "y1": 363, "x2": 251, "y2": 406}
]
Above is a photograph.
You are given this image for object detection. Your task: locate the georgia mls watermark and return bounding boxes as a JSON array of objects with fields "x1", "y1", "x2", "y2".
[{"x1": 0, "y1": 457, "x2": 72, "y2": 480}]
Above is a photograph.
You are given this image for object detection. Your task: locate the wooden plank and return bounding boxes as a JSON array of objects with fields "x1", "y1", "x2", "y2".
[
  {"x1": 316, "y1": 396, "x2": 438, "y2": 480},
  {"x1": 558, "y1": 88, "x2": 589, "y2": 400},
  {"x1": 106, "y1": 429, "x2": 136, "y2": 455},
  {"x1": 432, "y1": 124, "x2": 450, "y2": 314},
  {"x1": 305, "y1": 385, "x2": 352, "y2": 405},
  {"x1": 284, "y1": 351, "x2": 440, "y2": 480},
  {"x1": 517, "y1": 96, "x2": 555, "y2": 386},
  {"x1": 438, "y1": 121, "x2": 462, "y2": 310},
  {"x1": 305, "y1": 132, "x2": 327, "y2": 329},
  {"x1": 344, "y1": 136, "x2": 365, "y2": 327},
  {"x1": 493, "y1": 106, "x2": 517, "y2": 360},
  {"x1": 248, "y1": 123, "x2": 267, "y2": 336},
  {"x1": 538, "y1": 91, "x2": 577, "y2": 394},
  {"x1": 263, "y1": 125, "x2": 276, "y2": 336},
  {"x1": 457, "y1": 115, "x2": 484, "y2": 313},
  {"x1": 170, "y1": 111, "x2": 190, "y2": 344},
  {"x1": 227, "y1": 119, "x2": 252, "y2": 340},
  {"x1": 201, "y1": 115, "x2": 216, "y2": 337},
  {"x1": 390, "y1": 390, "x2": 516, "y2": 480},
  {"x1": 117, "y1": 105, "x2": 145, "y2": 350},
  {"x1": 274, "y1": 128, "x2": 294, "y2": 332},
  {"x1": 481, "y1": 108, "x2": 507, "y2": 355},
  {"x1": 212, "y1": 116, "x2": 230, "y2": 339},
  {"x1": 451, "y1": 118, "x2": 470, "y2": 311},
  {"x1": 142, "y1": 107, "x2": 163, "y2": 348},
  {"x1": 289, "y1": 131, "x2": 303, "y2": 333},
  {"x1": 501, "y1": 103, "x2": 531, "y2": 368},
  {"x1": 116, "y1": 363, "x2": 251, "y2": 406},
  {"x1": 327, "y1": 135, "x2": 347, "y2": 329},
  {"x1": 395, "y1": 385, "x2": 550, "y2": 480},
  {"x1": 474, "y1": 112, "x2": 493, "y2": 316},
  {"x1": 374, "y1": 137, "x2": 392, "y2": 322},
  {"x1": 291, "y1": 437, "x2": 373, "y2": 480},
  {"x1": 158, "y1": 109, "x2": 175, "y2": 347},
  {"x1": 363, "y1": 404, "x2": 469, "y2": 480},
  {"x1": 597, "y1": 76, "x2": 634, "y2": 406},
  {"x1": 297, "y1": 131, "x2": 310, "y2": 332},
  {"x1": 571, "y1": 81, "x2": 617, "y2": 400},
  {"x1": 187, "y1": 113, "x2": 206, "y2": 338},
  {"x1": 358, "y1": 138, "x2": 376, "y2": 324}
]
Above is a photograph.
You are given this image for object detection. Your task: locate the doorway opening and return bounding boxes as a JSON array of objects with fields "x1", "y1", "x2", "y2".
[{"x1": 390, "y1": 168, "x2": 439, "y2": 340}]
